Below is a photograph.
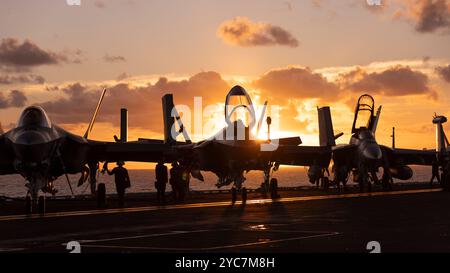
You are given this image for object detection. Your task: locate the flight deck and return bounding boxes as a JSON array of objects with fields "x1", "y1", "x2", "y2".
[{"x1": 0, "y1": 183, "x2": 448, "y2": 253}]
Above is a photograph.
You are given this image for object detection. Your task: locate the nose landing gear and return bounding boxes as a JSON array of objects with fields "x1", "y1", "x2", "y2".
[
  {"x1": 38, "y1": 196, "x2": 45, "y2": 214},
  {"x1": 231, "y1": 186, "x2": 247, "y2": 205},
  {"x1": 25, "y1": 194, "x2": 46, "y2": 215},
  {"x1": 25, "y1": 195, "x2": 32, "y2": 215}
]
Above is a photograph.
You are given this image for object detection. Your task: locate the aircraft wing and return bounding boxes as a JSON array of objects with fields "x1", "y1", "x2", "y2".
[
  {"x1": 331, "y1": 144, "x2": 357, "y2": 166},
  {"x1": 0, "y1": 134, "x2": 16, "y2": 175},
  {"x1": 60, "y1": 131, "x2": 173, "y2": 164},
  {"x1": 271, "y1": 145, "x2": 331, "y2": 167},
  {"x1": 380, "y1": 145, "x2": 436, "y2": 166},
  {"x1": 209, "y1": 136, "x2": 329, "y2": 167},
  {"x1": 86, "y1": 139, "x2": 173, "y2": 163}
]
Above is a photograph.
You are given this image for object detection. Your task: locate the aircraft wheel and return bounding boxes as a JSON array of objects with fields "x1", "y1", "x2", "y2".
[
  {"x1": 38, "y1": 196, "x2": 45, "y2": 214},
  {"x1": 231, "y1": 188, "x2": 237, "y2": 204},
  {"x1": 270, "y1": 184, "x2": 276, "y2": 199},
  {"x1": 25, "y1": 196, "x2": 32, "y2": 215},
  {"x1": 442, "y1": 173, "x2": 450, "y2": 191},
  {"x1": 358, "y1": 180, "x2": 364, "y2": 193},
  {"x1": 381, "y1": 177, "x2": 388, "y2": 191},
  {"x1": 242, "y1": 187, "x2": 247, "y2": 204},
  {"x1": 97, "y1": 183, "x2": 106, "y2": 207}
]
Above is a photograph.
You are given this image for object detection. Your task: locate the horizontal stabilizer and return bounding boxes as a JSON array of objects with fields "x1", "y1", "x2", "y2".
[
  {"x1": 276, "y1": 136, "x2": 302, "y2": 146},
  {"x1": 334, "y1": 132, "x2": 344, "y2": 140}
]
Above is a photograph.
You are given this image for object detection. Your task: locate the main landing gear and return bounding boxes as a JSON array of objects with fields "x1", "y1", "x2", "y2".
[
  {"x1": 25, "y1": 195, "x2": 32, "y2": 214},
  {"x1": 97, "y1": 183, "x2": 106, "y2": 207},
  {"x1": 231, "y1": 187, "x2": 247, "y2": 205}
]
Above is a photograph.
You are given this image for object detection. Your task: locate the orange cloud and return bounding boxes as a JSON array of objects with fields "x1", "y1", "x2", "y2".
[
  {"x1": 436, "y1": 64, "x2": 450, "y2": 82},
  {"x1": 38, "y1": 72, "x2": 230, "y2": 132},
  {"x1": 17, "y1": 61, "x2": 442, "y2": 148},
  {"x1": 252, "y1": 66, "x2": 340, "y2": 102},
  {"x1": 217, "y1": 16, "x2": 299, "y2": 47},
  {"x1": 338, "y1": 65, "x2": 434, "y2": 97}
]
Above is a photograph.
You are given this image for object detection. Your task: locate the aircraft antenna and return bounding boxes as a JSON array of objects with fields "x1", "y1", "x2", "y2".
[
  {"x1": 84, "y1": 88, "x2": 107, "y2": 139},
  {"x1": 391, "y1": 127, "x2": 395, "y2": 149}
]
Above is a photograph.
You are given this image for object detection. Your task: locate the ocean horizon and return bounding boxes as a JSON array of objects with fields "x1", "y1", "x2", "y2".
[{"x1": 0, "y1": 165, "x2": 433, "y2": 198}]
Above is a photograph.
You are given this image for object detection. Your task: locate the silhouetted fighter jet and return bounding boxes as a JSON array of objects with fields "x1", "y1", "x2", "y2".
[
  {"x1": 330, "y1": 94, "x2": 439, "y2": 192},
  {"x1": 0, "y1": 89, "x2": 169, "y2": 214},
  {"x1": 110, "y1": 85, "x2": 333, "y2": 201},
  {"x1": 172, "y1": 86, "x2": 332, "y2": 194}
]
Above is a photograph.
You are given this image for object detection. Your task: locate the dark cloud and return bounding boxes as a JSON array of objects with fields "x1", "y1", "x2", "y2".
[
  {"x1": 436, "y1": 64, "x2": 450, "y2": 82},
  {"x1": 103, "y1": 54, "x2": 126, "y2": 63},
  {"x1": 248, "y1": 65, "x2": 435, "y2": 101},
  {"x1": 413, "y1": 0, "x2": 450, "y2": 33},
  {"x1": 217, "y1": 17, "x2": 299, "y2": 47},
  {"x1": 339, "y1": 65, "x2": 433, "y2": 97},
  {"x1": 0, "y1": 38, "x2": 68, "y2": 68},
  {"x1": 0, "y1": 90, "x2": 27, "y2": 108},
  {"x1": 252, "y1": 67, "x2": 340, "y2": 102},
  {"x1": 0, "y1": 74, "x2": 45, "y2": 85},
  {"x1": 116, "y1": 72, "x2": 130, "y2": 81},
  {"x1": 391, "y1": 0, "x2": 450, "y2": 33},
  {"x1": 39, "y1": 72, "x2": 230, "y2": 130}
]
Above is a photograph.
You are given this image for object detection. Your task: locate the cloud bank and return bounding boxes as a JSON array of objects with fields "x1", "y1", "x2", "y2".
[{"x1": 217, "y1": 17, "x2": 299, "y2": 47}]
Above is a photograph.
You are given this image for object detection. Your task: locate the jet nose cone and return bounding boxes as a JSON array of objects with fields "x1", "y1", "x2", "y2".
[
  {"x1": 362, "y1": 144, "x2": 382, "y2": 161},
  {"x1": 15, "y1": 131, "x2": 48, "y2": 145}
]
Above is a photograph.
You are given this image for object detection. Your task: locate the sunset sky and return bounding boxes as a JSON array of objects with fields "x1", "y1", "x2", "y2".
[{"x1": 1, "y1": 0, "x2": 450, "y2": 169}]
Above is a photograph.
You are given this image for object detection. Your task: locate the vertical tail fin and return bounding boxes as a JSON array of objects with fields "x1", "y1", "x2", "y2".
[
  {"x1": 371, "y1": 105, "x2": 382, "y2": 136},
  {"x1": 162, "y1": 93, "x2": 192, "y2": 144},
  {"x1": 113, "y1": 108, "x2": 128, "y2": 142},
  {"x1": 317, "y1": 106, "x2": 336, "y2": 147},
  {"x1": 162, "y1": 94, "x2": 176, "y2": 144}
]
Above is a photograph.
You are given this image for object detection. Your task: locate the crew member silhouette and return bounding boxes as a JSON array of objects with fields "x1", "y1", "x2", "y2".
[
  {"x1": 155, "y1": 160, "x2": 168, "y2": 204},
  {"x1": 103, "y1": 161, "x2": 130, "y2": 207},
  {"x1": 430, "y1": 161, "x2": 441, "y2": 186}
]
